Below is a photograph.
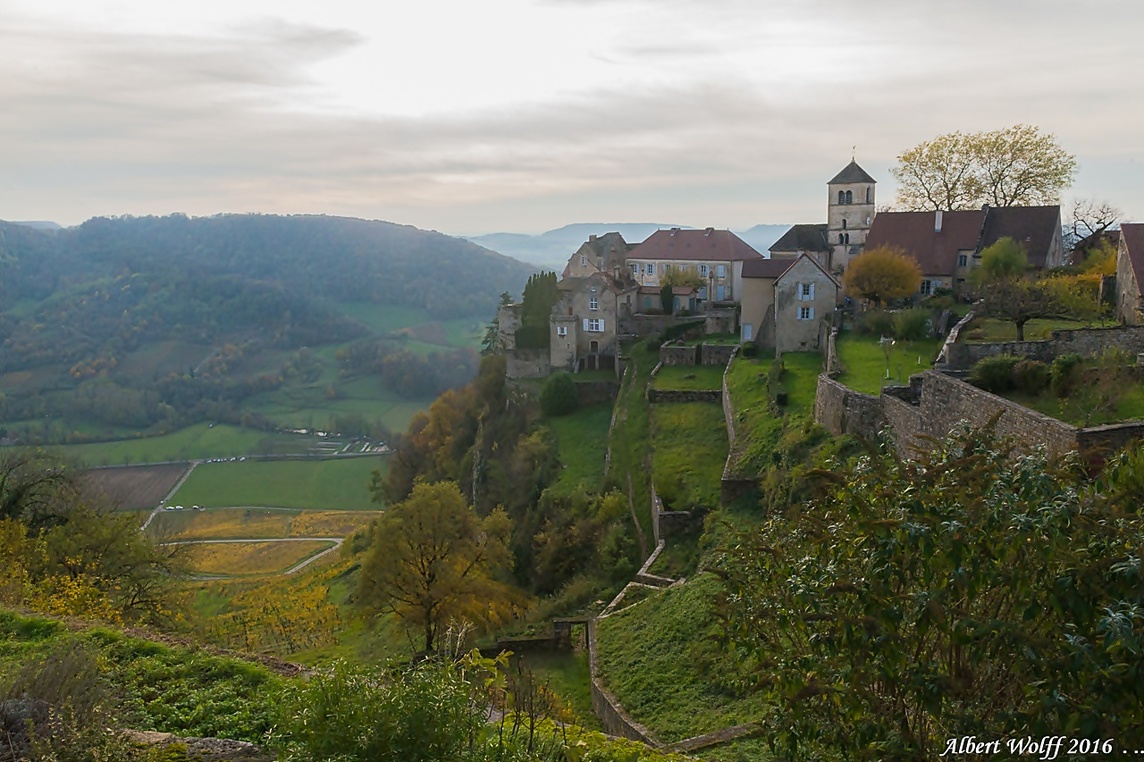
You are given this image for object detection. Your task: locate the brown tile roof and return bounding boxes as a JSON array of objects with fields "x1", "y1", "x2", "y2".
[
  {"x1": 769, "y1": 224, "x2": 829, "y2": 254},
  {"x1": 1122, "y1": 223, "x2": 1144, "y2": 292},
  {"x1": 829, "y1": 160, "x2": 876, "y2": 185},
  {"x1": 741, "y1": 257, "x2": 796, "y2": 279},
  {"x1": 980, "y1": 205, "x2": 1061, "y2": 269},
  {"x1": 865, "y1": 210, "x2": 985, "y2": 277},
  {"x1": 627, "y1": 228, "x2": 763, "y2": 263}
]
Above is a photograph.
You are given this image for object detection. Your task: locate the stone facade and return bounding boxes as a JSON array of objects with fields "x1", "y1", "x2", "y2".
[
  {"x1": 549, "y1": 272, "x2": 631, "y2": 373},
  {"x1": 505, "y1": 348, "x2": 550, "y2": 379},
  {"x1": 774, "y1": 256, "x2": 838, "y2": 355},
  {"x1": 1117, "y1": 228, "x2": 1143, "y2": 325}
]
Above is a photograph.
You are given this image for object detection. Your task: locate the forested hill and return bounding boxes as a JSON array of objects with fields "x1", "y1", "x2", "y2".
[{"x1": 0, "y1": 214, "x2": 534, "y2": 319}]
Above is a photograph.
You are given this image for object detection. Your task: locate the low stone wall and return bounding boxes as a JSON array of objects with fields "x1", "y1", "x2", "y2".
[
  {"x1": 646, "y1": 389, "x2": 722, "y2": 403},
  {"x1": 813, "y1": 374, "x2": 884, "y2": 439},
  {"x1": 506, "y1": 348, "x2": 551, "y2": 379},
  {"x1": 705, "y1": 309, "x2": 738, "y2": 335},
  {"x1": 588, "y1": 619, "x2": 659, "y2": 745},
  {"x1": 701, "y1": 343, "x2": 737, "y2": 366},
  {"x1": 576, "y1": 379, "x2": 619, "y2": 406},
  {"x1": 1077, "y1": 421, "x2": 1144, "y2": 461},
  {"x1": 625, "y1": 314, "x2": 704, "y2": 338},
  {"x1": 659, "y1": 344, "x2": 700, "y2": 366},
  {"x1": 944, "y1": 325, "x2": 1144, "y2": 371}
]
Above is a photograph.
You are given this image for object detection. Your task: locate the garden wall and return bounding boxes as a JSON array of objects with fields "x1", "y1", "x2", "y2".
[
  {"x1": 659, "y1": 344, "x2": 700, "y2": 366},
  {"x1": 587, "y1": 619, "x2": 659, "y2": 745},
  {"x1": 943, "y1": 326, "x2": 1144, "y2": 371},
  {"x1": 646, "y1": 389, "x2": 722, "y2": 403},
  {"x1": 700, "y1": 344, "x2": 737, "y2": 367},
  {"x1": 505, "y1": 348, "x2": 551, "y2": 379},
  {"x1": 813, "y1": 374, "x2": 884, "y2": 439}
]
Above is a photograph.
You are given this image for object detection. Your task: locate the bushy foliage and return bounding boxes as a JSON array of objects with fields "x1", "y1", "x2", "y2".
[
  {"x1": 714, "y1": 427, "x2": 1144, "y2": 760},
  {"x1": 1050, "y1": 352, "x2": 1084, "y2": 397},
  {"x1": 967, "y1": 354, "x2": 1020, "y2": 393},
  {"x1": 1011, "y1": 358, "x2": 1049, "y2": 395},
  {"x1": 891, "y1": 307, "x2": 931, "y2": 341},
  {"x1": 855, "y1": 309, "x2": 895, "y2": 337},
  {"x1": 539, "y1": 373, "x2": 579, "y2": 417},
  {"x1": 841, "y1": 246, "x2": 922, "y2": 306}
]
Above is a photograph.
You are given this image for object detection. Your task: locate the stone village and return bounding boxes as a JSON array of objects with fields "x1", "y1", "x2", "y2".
[{"x1": 495, "y1": 159, "x2": 1144, "y2": 461}]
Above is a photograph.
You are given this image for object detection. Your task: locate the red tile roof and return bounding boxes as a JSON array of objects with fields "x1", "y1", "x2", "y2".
[
  {"x1": 865, "y1": 210, "x2": 985, "y2": 277},
  {"x1": 1122, "y1": 223, "x2": 1144, "y2": 293},
  {"x1": 980, "y1": 205, "x2": 1061, "y2": 269},
  {"x1": 628, "y1": 228, "x2": 763, "y2": 263},
  {"x1": 741, "y1": 257, "x2": 796, "y2": 279}
]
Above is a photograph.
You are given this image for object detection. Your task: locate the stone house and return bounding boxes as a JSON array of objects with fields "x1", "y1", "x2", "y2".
[
  {"x1": 864, "y1": 205, "x2": 1064, "y2": 297},
  {"x1": 1116, "y1": 223, "x2": 1144, "y2": 325},
  {"x1": 562, "y1": 232, "x2": 633, "y2": 279},
  {"x1": 549, "y1": 271, "x2": 634, "y2": 372},
  {"x1": 624, "y1": 227, "x2": 763, "y2": 304},
  {"x1": 739, "y1": 253, "x2": 840, "y2": 354},
  {"x1": 768, "y1": 224, "x2": 829, "y2": 270}
]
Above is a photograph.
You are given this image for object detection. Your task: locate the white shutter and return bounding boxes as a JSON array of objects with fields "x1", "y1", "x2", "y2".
[
  {"x1": 599, "y1": 319, "x2": 605, "y2": 332},
  {"x1": 809, "y1": 307, "x2": 815, "y2": 320},
  {"x1": 582, "y1": 318, "x2": 589, "y2": 331},
  {"x1": 808, "y1": 283, "x2": 815, "y2": 300}
]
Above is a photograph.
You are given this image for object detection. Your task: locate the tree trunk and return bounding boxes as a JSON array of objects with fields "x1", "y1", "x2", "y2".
[
  {"x1": 1015, "y1": 319, "x2": 1026, "y2": 342},
  {"x1": 425, "y1": 620, "x2": 434, "y2": 654}
]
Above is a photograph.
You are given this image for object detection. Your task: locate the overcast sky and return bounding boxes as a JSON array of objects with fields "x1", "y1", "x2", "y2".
[{"x1": 1, "y1": 0, "x2": 1140, "y2": 235}]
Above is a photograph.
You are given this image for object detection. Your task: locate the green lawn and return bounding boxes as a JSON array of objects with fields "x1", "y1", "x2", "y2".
[
  {"x1": 650, "y1": 402, "x2": 728, "y2": 511},
  {"x1": 652, "y1": 364, "x2": 725, "y2": 391},
  {"x1": 546, "y1": 403, "x2": 614, "y2": 495},
  {"x1": 595, "y1": 574, "x2": 772, "y2": 743},
  {"x1": 1002, "y1": 383, "x2": 1144, "y2": 427},
  {"x1": 961, "y1": 317, "x2": 1115, "y2": 343},
  {"x1": 607, "y1": 345, "x2": 658, "y2": 545},
  {"x1": 172, "y1": 457, "x2": 386, "y2": 510},
  {"x1": 835, "y1": 333, "x2": 944, "y2": 394}
]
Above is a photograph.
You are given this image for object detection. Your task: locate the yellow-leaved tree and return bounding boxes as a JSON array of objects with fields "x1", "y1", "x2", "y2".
[
  {"x1": 841, "y1": 246, "x2": 922, "y2": 307},
  {"x1": 358, "y1": 480, "x2": 519, "y2": 653}
]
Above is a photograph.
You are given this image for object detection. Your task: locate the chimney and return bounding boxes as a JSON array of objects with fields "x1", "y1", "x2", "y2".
[
  {"x1": 589, "y1": 234, "x2": 597, "y2": 243},
  {"x1": 934, "y1": 210, "x2": 943, "y2": 233}
]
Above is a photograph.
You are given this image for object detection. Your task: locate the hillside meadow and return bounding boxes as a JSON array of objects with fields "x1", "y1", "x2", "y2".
[{"x1": 171, "y1": 457, "x2": 385, "y2": 510}]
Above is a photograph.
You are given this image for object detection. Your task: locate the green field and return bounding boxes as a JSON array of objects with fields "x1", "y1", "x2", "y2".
[
  {"x1": 171, "y1": 457, "x2": 386, "y2": 510},
  {"x1": 58, "y1": 424, "x2": 272, "y2": 466},
  {"x1": 650, "y1": 402, "x2": 728, "y2": 511},
  {"x1": 835, "y1": 334, "x2": 943, "y2": 394},
  {"x1": 245, "y1": 374, "x2": 431, "y2": 433},
  {"x1": 652, "y1": 364, "x2": 725, "y2": 390}
]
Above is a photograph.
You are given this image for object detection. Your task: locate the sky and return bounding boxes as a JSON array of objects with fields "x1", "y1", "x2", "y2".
[{"x1": 1, "y1": 0, "x2": 1141, "y2": 235}]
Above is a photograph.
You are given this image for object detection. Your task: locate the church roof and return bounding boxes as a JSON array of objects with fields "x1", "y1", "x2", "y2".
[
  {"x1": 829, "y1": 160, "x2": 876, "y2": 185},
  {"x1": 769, "y1": 224, "x2": 830, "y2": 254}
]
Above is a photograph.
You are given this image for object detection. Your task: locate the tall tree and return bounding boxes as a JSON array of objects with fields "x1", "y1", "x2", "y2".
[
  {"x1": 358, "y1": 480, "x2": 516, "y2": 653},
  {"x1": 480, "y1": 291, "x2": 515, "y2": 355},
  {"x1": 892, "y1": 125, "x2": 1076, "y2": 211},
  {"x1": 516, "y1": 272, "x2": 560, "y2": 349},
  {"x1": 973, "y1": 237, "x2": 1061, "y2": 340},
  {"x1": 840, "y1": 246, "x2": 922, "y2": 307}
]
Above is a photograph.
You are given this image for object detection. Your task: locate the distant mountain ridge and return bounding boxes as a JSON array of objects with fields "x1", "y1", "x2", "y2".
[{"x1": 464, "y1": 223, "x2": 793, "y2": 269}]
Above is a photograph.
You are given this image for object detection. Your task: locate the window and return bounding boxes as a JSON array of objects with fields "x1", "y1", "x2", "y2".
[
  {"x1": 845, "y1": 190, "x2": 853, "y2": 204},
  {"x1": 840, "y1": 233, "x2": 849, "y2": 245},
  {"x1": 716, "y1": 265, "x2": 726, "y2": 278},
  {"x1": 582, "y1": 318, "x2": 604, "y2": 332},
  {"x1": 698, "y1": 287, "x2": 707, "y2": 300},
  {"x1": 920, "y1": 279, "x2": 934, "y2": 296},
  {"x1": 580, "y1": 255, "x2": 586, "y2": 266},
  {"x1": 841, "y1": 218, "x2": 847, "y2": 229},
  {"x1": 644, "y1": 263, "x2": 654, "y2": 275},
  {"x1": 838, "y1": 190, "x2": 845, "y2": 204},
  {"x1": 866, "y1": 187, "x2": 871, "y2": 203},
  {"x1": 958, "y1": 253, "x2": 968, "y2": 267},
  {"x1": 699, "y1": 264, "x2": 709, "y2": 277},
  {"x1": 589, "y1": 295, "x2": 599, "y2": 311},
  {"x1": 631, "y1": 263, "x2": 639, "y2": 277},
  {"x1": 798, "y1": 306, "x2": 814, "y2": 320},
  {"x1": 556, "y1": 325, "x2": 568, "y2": 337},
  {"x1": 800, "y1": 283, "x2": 815, "y2": 300}
]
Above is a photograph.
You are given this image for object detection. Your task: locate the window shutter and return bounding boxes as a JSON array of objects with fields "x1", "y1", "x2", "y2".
[
  {"x1": 809, "y1": 307, "x2": 815, "y2": 320},
  {"x1": 582, "y1": 319, "x2": 589, "y2": 331},
  {"x1": 808, "y1": 283, "x2": 815, "y2": 300},
  {"x1": 599, "y1": 319, "x2": 605, "y2": 332}
]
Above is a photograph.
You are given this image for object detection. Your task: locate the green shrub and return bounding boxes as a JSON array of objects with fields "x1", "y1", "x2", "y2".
[
  {"x1": 739, "y1": 341, "x2": 759, "y2": 358},
  {"x1": 968, "y1": 354, "x2": 1020, "y2": 393},
  {"x1": 540, "y1": 372, "x2": 578, "y2": 416},
  {"x1": 644, "y1": 336, "x2": 661, "y2": 352},
  {"x1": 1012, "y1": 359, "x2": 1050, "y2": 395},
  {"x1": 892, "y1": 308, "x2": 932, "y2": 341},
  {"x1": 857, "y1": 310, "x2": 895, "y2": 337},
  {"x1": 1051, "y1": 353, "x2": 1084, "y2": 397},
  {"x1": 660, "y1": 320, "x2": 704, "y2": 343}
]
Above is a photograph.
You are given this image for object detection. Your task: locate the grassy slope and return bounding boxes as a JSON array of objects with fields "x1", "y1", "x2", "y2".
[
  {"x1": 595, "y1": 575, "x2": 772, "y2": 743},
  {"x1": 183, "y1": 540, "x2": 336, "y2": 576},
  {"x1": 172, "y1": 457, "x2": 385, "y2": 510},
  {"x1": 545, "y1": 402, "x2": 613, "y2": 495},
  {"x1": 651, "y1": 364, "x2": 725, "y2": 390},
  {"x1": 607, "y1": 345, "x2": 657, "y2": 547},
  {"x1": 650, "y1": 402, "x2": 728, "y2": 511},
  {"x1": 961, "y1": 316, "x2": 1114, "y2": 342}
]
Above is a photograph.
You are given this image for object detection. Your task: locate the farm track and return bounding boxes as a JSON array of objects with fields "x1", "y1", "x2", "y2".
[{"x1": 140, "y1": 460, "x2": 200, "y2": 532}]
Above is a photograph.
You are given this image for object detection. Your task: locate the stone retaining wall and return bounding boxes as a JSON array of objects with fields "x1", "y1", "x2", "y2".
[
  {"x1": 700, "y1": 344, "x2": 737, "y2": 367},
  {"x1": 646, "y1": 389, "x2": 722, "y2": 403},
  {"x1": 813, "y1": 374, "x2": 883, "y2": 439},
  {"x1": 944, "y1": 325, "x2": 1144, "y2": 371},
  {"x1": 659, "y1": 344, "x2": 700, "y2": 366},
  {"x1": 588, "y1": 619, "x2": 659, "y2": 745},
  {"x1": 505, "y1": 348, "x2": 551, "y2": 379}
]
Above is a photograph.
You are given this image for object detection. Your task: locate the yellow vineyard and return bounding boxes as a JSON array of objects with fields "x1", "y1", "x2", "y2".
[
  {"x1": 148, "y1": 508, "x2": 377, "y2": 541},
  {"x1": 183, "y1": 540, "x2": 337, "y2": 576}
]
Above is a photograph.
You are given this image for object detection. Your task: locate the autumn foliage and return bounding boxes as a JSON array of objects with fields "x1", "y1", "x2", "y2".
[{"x1": 841, "y1": 246, "x2": 923, "y2": 306}]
